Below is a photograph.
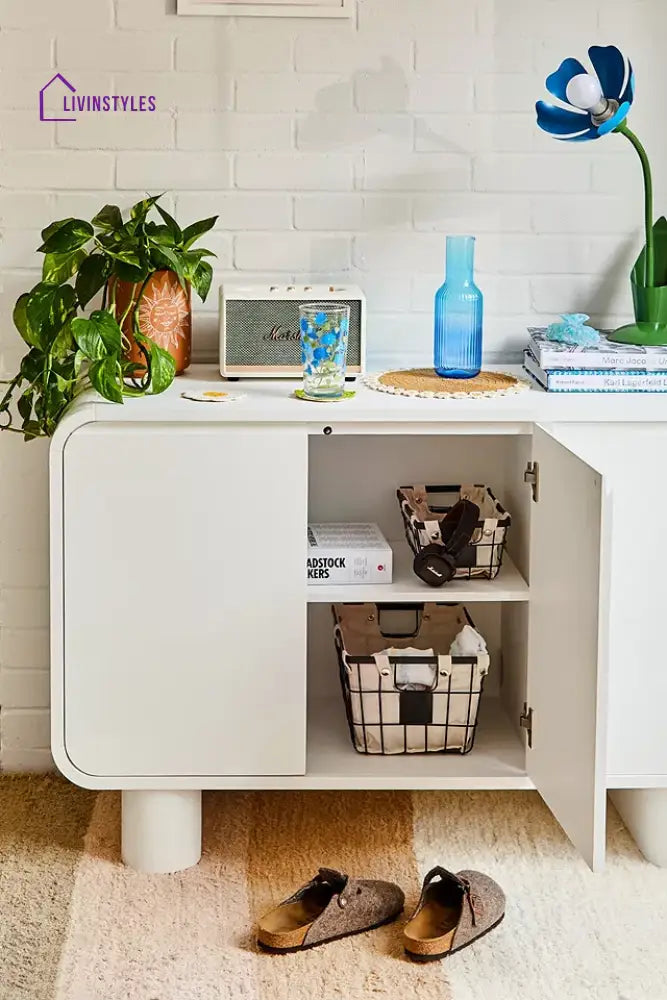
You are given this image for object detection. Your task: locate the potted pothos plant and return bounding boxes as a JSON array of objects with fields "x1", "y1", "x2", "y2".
[{"x1": 0, "y1": 194, "x2": 217, "y2": 441}]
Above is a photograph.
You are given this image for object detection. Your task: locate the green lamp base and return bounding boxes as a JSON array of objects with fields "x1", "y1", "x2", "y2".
[{"x1": 607, "y1": 322, "x2": 667, "y2": 346}]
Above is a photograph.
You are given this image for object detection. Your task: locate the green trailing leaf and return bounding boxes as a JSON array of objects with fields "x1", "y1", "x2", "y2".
[
  {"x1": 151, "y1": 245, "x2": 187, "y2": 290},
  {"x1": 72, "y1": 310, "x2": 122, "y2": 360},
  {"x1": 25, "y1": 283, "x2": 76, "y2": 350},
  {"x1": 92, "y1": 204, "x2": 123, "y2": 232},
  {"x1": 130, "y1": 193, "x2": 164, "y2": 222},
  {"x1": 38, "y1": 218, "x2": 94, "y2": 254},
  {"x1": 40, "y1": 218, "x2": 74, "y2": 244},
  {"x1": 182, "y1": 216, "x2": 218, "y2": 250},
  {"x1": 190, "y1": 260, "x2": 213, "y2": 302},
  {"x1": 156, "y1": 204, "x2": 183, "y2": 244},
  {"x1": 147, "y1": 341, "x2": 176, "y2": 394},
  {"x1": 89, "y1": 356, "x2": 124, "y2": 404},
  {"x1": 76, "y1": 253, "x2": 111, "y2": 307},
  {"x1": 13, "y1": 293, "x2": 37, "y2": 348},
  {"x1": 51, "y1": 319, "x2": 75, "y2": 360},
  {"x1": 43, "y1": 248, "x2": 87, "y2": 284}
]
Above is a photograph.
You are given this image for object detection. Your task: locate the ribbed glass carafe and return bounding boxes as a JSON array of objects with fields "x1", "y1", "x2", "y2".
[{"x1": 434, "y1": 235, "x2": 483, "y2": 379}]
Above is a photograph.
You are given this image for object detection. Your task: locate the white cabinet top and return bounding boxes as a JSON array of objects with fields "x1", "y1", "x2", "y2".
[{"x1": 62, "y1": 364, "x2": 667, "y2": 430}]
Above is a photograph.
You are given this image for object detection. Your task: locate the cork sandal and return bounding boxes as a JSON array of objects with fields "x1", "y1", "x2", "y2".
[
  {"x1": 403, "y1": 866, "x2": 505, "y2": 962},
  {"x1": 257, "y1": 868, "x2": 404, "y2": 953}
]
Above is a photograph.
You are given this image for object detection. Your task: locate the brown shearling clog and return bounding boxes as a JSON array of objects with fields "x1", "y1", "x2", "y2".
[
  {"x1": 403, "y1": 866, "x2": 505, "y2": 961},
  {"x1": 257, "y1": 867, "x2": 405, "y2": 953}
]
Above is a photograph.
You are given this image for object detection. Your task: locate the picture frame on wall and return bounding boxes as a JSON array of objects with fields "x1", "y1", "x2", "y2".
[{"x1": 177, "y1": 0, "x2": 353, "y2": 17}]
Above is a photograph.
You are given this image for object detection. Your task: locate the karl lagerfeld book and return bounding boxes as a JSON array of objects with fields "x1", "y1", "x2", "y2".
[
  {"x1": 528, "y1": 327, "x2": 667, "y2": 372},
  {"x1": 524, "y1": 349, "x2": 667, "y2": 393},
  {"x1": 307, "y1": 523, "x2": 393, "y2": 585}
]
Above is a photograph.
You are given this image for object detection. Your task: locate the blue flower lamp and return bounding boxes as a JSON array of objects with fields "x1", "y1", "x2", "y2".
[{"x1": 536, "y1": 45, "x2": 667, "y2": 345}]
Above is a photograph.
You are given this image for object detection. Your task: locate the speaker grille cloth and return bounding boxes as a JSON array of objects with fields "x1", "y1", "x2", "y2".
[{"x1": 225, "y1": 299, "x2": 362, "y2": 367}]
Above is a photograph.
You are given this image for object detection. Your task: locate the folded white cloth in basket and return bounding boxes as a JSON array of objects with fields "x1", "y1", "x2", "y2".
[
  {"x1": 380, "y1": 647, "x2": 436, "y2": 690},
  {"x1": 449, "y1": 625, "x2": 488, "y2": 657}
]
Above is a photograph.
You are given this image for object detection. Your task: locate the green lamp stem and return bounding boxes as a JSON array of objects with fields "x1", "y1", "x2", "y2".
[{"x1": 615, "y1": 121, "x2": 655, "y2": 288}]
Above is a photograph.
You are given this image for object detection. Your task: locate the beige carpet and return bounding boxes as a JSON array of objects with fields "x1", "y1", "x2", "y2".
[{"x1": 2, "y1": 778, "x2": 667, "y2": 999}]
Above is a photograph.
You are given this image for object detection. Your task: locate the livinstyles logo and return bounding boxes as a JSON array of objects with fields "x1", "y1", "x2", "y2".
[{"x1": 39, "y1": 73, "x2": 157, "y2": 123}]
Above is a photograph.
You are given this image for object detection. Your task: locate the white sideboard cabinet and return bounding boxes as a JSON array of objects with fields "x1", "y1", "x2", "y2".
[{"x1": 50, "y1": 367, "x2": 667, "y2": 874}]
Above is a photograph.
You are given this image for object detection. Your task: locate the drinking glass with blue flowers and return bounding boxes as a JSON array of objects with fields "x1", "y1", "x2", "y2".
[{"x1": 299, "y1": 304, "x2": 351, "y2": 399}]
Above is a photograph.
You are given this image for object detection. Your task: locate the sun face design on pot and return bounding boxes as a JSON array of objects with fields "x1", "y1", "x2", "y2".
[{"x1": 138, "y1": 276, "x2": 190, "y2": 352}]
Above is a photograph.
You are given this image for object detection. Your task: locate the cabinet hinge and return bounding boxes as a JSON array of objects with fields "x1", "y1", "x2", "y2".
[
  {"x1": 524, "y1": 461, "x2": 539, "y2": 502},
  {"x1": 520, "y1": 703, "x2": 534, "y2": 748}
]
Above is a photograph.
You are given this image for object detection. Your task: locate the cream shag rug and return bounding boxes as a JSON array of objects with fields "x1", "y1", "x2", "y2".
[{"x1": 2, "y1": 776, "x2": 667, "y2": 1000}]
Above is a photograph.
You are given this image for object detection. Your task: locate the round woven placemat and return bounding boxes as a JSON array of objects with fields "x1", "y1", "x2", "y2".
[{"x1": 364, "y1": 368, "x2": 528, "y2": 399}]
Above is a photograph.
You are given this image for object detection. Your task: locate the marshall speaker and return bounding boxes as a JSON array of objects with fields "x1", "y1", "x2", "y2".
[{"x1": 220, "y1": 283, "x2": 366, "y2": 379}]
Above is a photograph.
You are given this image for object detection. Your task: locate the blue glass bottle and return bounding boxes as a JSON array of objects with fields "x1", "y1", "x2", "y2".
[{"x1": 434, "y1": 235, "x2": 483, "y2": 378}]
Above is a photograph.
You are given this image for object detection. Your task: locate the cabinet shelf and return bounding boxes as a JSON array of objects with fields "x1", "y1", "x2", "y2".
[
  {"x1": 307, "y1": 545, "x2": 529, "y2": 604},
  {"x1": 304, "y1": 697, "x2": 531, "y2": 790}
]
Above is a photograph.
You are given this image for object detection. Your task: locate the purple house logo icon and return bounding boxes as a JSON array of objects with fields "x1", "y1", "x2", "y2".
[{"x1": 40, "y1": 73, "x2": 77, "y2": 123}]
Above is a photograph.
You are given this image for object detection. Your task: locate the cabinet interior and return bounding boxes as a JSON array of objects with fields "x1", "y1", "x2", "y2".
[{"x1": 305, "y1": 433, "x2": 533, "y2": 789}]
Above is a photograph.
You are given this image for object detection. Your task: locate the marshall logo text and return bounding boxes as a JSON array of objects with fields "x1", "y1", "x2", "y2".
[{"x1": 263, "y1": 324, "x2": 301, "y2": 343}]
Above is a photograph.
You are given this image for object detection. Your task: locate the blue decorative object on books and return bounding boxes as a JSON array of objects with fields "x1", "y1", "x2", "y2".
[
  {"x1": 434, "y1": 235, "x2": 483, "y2": 379},
  {"x1": 546, "y1": 314, "x2": 601, "y2": 347}
]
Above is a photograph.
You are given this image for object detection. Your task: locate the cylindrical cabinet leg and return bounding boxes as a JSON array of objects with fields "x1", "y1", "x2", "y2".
[
  {"x1": 121, "y1": 789, "x2": 202, "y2": 874},
  {"x1": 611, "y1": 789, "x2": 667, "y2": 867}
]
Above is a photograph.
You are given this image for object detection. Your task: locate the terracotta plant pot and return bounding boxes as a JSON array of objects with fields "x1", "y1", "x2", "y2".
[{"x1": 112, "y1": 269, "x2": 192, "y2": 376}]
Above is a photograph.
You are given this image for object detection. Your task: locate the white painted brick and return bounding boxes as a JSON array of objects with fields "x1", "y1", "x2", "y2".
[
  {"x1": 198, "y1": 232, "x2": 233, "y2": 270},
  {"x1": 296, "y1": 114, "x2": 412, "y2": 153},
  {"x1": 56, "y1": 114, "x2": 174, "y2": 151},
  {"x1": 177, "y1": 23, "x2": 293, "y2": 72},
  {"x1": 0, "y1": 152, "x2": 114, "y2": 190},
  {"x1": 476, "y1": 235, "x2": 594, "y2": 276},
  {"x1": 115, "y1": 0, "x2": 179, "y2": 29},
  {"x1": 234, "y1": 233, "x2": 350, "y2": 272},
  {"x1": 1, "y1": 709, "x2": 50, "y2": 749},
  {"x1": 56, "y1": 32, "x2": 173, "y2": 72},
  {"x1": 113, "y1": 72, "x2": 234, "y2": 112},
  {"x1": 0, "y1": 0, "x2": 113, "y2": 29},
  {"x1": 532, "y1": 196, "x2": 642, "y2": 235},
  {"x1": 408, "y1": 76, "x2": 474, "y2": 114},
  {"x1": 236, "y1": 74, "x2": 353, "y2": 113},
  {"x1": 0, "y1": 114, "x2": 55, "y2": 151},
  {"x1": 0, "y1": 71, "x2": 113, "y2": 111},
  {"x1": 236, "y1": 154, "x2": 353, "y2": 191},
  {"x1": 52, "y1": 190, "x2": 175, "y2": 219},
  {"x1": 475, "y1": 74, "x2": 542, "y2": 114},
  {"x1": 591, "y1": 155, "x2": 644, "y2": 195},
  {"x1": 476, "y1": 0, "x2": 598, "y2": 37},
  {"x1": 360, "y1": 0, "x2": 475, "y2": 35},
  {"x1": 353, "y1": 65, "x2": 411, "y2": 114},
  {"x1": 116, "y1": 152, "x2": 232, "y2": 190},
  {"x1": 355, "y1": 272, "x2": 411, "y2": 313},
  {"x1": 416, "y1": 32, "x2": 531, "y2": 74},
  {"x1": 413, "y1": 193, "x2": 531, "y2": 233},
  {"x1": 0, "y1": 31, "x2": 53, "y2": 70},
  {"x1": 0, "y1": 192, "x2": 53, "y2": 229},
  {"x1": 353, "y1": 233, "x2": 443, "y2": 272},
  {"x1": 474, "y1": 154, "x2": 590, "y2": 193},
  {"x1": 295, "y1": 28, "x2": 411, "y2": 74},
  {"x1": 0, "y1": 589, "x2": 49, "y2": 630},
  {"x1": 416, "y1": 114, "x2": 537, "y2": 155},
  {"x1": 294, "y1": 194, "x2": 411, "y2": 231},
  {"x1": 0, "y1": 230, "x2": 43, "y2": 272},
  {"x1": 362, "y1": 152, "x2": 471, "y2": 192},
  {"x1": 177, "y1": 113, "x2": 292, "y2": 152},
  {"x1": 0, "y1": 669, "x2": 49, "y2": 709},
  {"x1": 531, "y1": 275, "x2": 634, "y2": 317},
  {"x1": 365, "y1": 313, "x2": 432, "y2": 368},
  {"x1": 177, "y1": 192, "x2": 291, "y2": 231},
  {"x1": 0, "y1": 629, "x2": 49, "y2": 670},
  {"x1": 0, "y1": 748, "x2": 54, "y2": 772}
]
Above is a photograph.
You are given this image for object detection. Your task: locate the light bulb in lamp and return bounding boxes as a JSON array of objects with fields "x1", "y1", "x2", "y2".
[{"x1": 565, "y1": 73, "x2": 606, "y2": 113}]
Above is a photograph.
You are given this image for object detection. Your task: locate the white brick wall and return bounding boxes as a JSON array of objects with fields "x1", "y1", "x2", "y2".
[{"x1": 1, "y1": 0, "x2": 665, "y2": 769}]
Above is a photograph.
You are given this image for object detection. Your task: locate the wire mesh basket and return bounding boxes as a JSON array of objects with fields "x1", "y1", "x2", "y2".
[
  {"x1": 397, "y1": 483, "x2": 511, "y2": 581},
  {"x1": 333, "y1": 602, "x2": 489, "y2": 755}
]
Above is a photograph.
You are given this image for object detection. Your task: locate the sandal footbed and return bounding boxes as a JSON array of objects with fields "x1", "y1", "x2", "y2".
[
  {"x1": 258, "y1": 908, "x2": 404, "y2": 954},
  {"x1": 404, "y1": 912, "x2": 505, "y2": 962}
]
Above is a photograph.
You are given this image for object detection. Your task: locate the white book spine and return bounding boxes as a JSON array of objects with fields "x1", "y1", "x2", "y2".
[
  {"x1": 524, "y1": 352, "x2": 667, "y2": 392},
  {"x1": 529, "y1": 336, "x2": 667, "y2": 372}
]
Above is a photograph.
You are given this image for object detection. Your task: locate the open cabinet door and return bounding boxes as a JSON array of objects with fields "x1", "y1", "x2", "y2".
[{"x1": 527, "y1": 425, "x2": 611, "y2": 871}]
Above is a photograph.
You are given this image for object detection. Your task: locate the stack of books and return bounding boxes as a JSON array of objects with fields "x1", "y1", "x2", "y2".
[{"x1": 524, "y1": 328, "x2": 667, "y2": 393}]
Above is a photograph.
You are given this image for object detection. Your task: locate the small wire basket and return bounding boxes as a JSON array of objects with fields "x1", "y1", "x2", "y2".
[
  {"x1": 333, "y1": 603, "x2": 489, "y2": 755},
  {"x1": 397, "y1": 483, "x2": 511, "y2": 581}
]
